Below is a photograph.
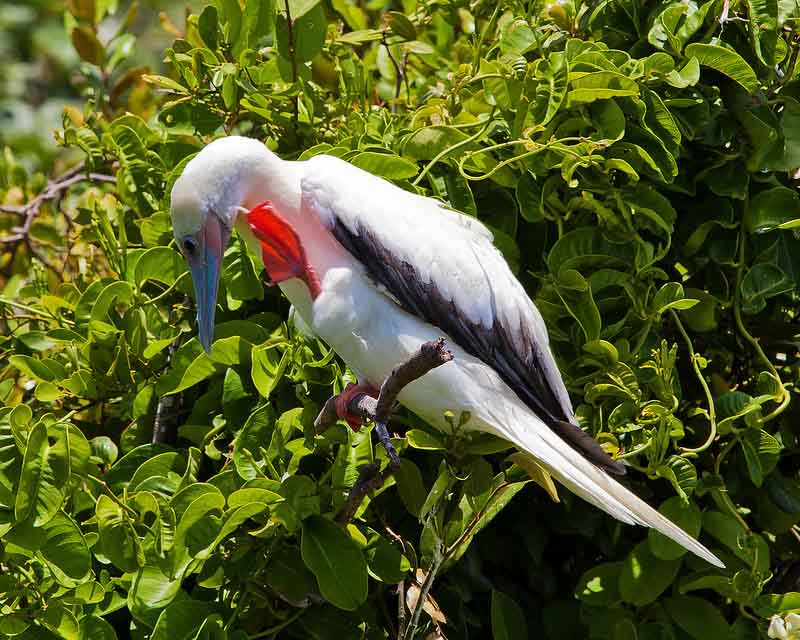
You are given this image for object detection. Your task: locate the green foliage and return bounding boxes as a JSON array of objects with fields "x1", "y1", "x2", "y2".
[{"x1": 2, "y1": 0, "x2": 800, "y2": 638}]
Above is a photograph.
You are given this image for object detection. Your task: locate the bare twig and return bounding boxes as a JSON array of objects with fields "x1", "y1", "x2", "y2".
[
  {"x1": 152, "y1": 335, "x2": 184, "y2": 444},
  {"x1": 335, "y1": 460, "x2": 393, "y2": 525},
  {"x1": 315, "y1": 338, "x2": 453, "y2": 524},
  {"x1": 397, "y1": 580, "x2": 407, "y2": 639},
  {"x1": 402, "y1": 552, "x2": 444, "y2": 640},
  {"x1": 382, "y1": 33, "x2": 409, "y2": 113},
  {"x1": 0, "y1": 162, "x2": 116, "y2": 272},
  {"x1": 283, "y1": 0, "x2": 299, "y2": 130}
]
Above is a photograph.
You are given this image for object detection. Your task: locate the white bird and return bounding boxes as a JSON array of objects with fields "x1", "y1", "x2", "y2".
[{"x1": 169, "y1": 135, "x2": 724, "y2": 568}]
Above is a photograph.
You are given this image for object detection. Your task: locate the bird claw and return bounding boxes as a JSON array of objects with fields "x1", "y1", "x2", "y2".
[{"x1": 334, "y1": 382, "x2": 380, "y2": 431}]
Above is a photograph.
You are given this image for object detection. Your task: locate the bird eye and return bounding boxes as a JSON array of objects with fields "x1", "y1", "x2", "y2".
[{"x1": 182, "y1": 237, "x2": 198, "y2": 258}]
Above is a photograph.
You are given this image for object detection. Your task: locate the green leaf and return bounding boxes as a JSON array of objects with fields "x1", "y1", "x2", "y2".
[
  {"x1": 656, "y1": 455, "x2": 697, "y2": 500},
  {"x1": 491, "y1": 590, "x2": 528, "y2": 640},
  {"x1": 143, "y1": 75, "x2": 189, "y2": 94},
  {"x1": 104, "y1": 443, "x2": 172, "y2": 489},
  {"x1": 653, "y1": 282, "x2": 698, "y2": 314},
  {"x1": 386, "y1": 11, "x2": 416, "y2": 40},
  {"x1": 129, "y1": 451, "x2": 186, "y2": 493},
  {"x1": 746, "y1": 186, "x2": 800, "y2": 233},
  {"x1": 278, "y1": 0, "x2": 327, "y2": 62},
  {"x1": 648, "y1": 4, "x2": 686, "y2": 52},
  {"x1": 420, "y1": 462, "x2": 455, "y2": 520},
  {"x1": 703, "y1": 510, "x2": 770, "y2": 573},
  {"x1": 554, "y1": 269, "x2": 601, "y2": 342},
  {"x1": 592, "y1": 98, "x2": 626, "y2": 142},
  {"x1": 446, "y1": 477, "x2": 526, "y2": 566},
  {"x1": 394, "y1": 459, "x2": 427, "y2": 517},
  {"x1": 251, "y1": 343, "x2": 284, "y2": 399},
  {"x1": 225, "y1": 241, "x2": 263, "y2": 303},
  {"x1": 664, "y1": 595, "x2": 731, "y2": 639},
  {"x1": 39, "y1": 512, "x2": 92, "y2": 587},
  {"x1": 350, "y1": 152, "x2": 419, "y2": 180},
  {"x1": 90, "y1": 436, "x2": 119, "y2": 465},
  {"x1": 741, "y1": 263, "x2": 791, "y2": 313},
  {"x1": 548, "y1": 227, "x2": 636, "y2": 274},
  {"x1": 172, "y1": 491, "x2": 225, "y2": 574},
  {"x1": 15, "y1": 421, "x2": 62, "y2": 526},
  {"x1": 266, "y1": 547, "x2": 319, "y2": 604},
  {"x1": 406, "y1": 429, "x2": 447, "y2": 450},
  {"x1": 666, "y1": 57, "x2": 700, "y2": 87},
  {"x1": 500, "y1": 19, "x2": 536, "y2": 55},
  {"x1": 748, "y1": 0, "x2": 778, "y2": 66},
  {"x1": 574, "y1": 562, "x2": 623, "y2": 606},
  {"x1": 39, "y1": 601, "x2": 80, "y2": 640},
  {"x1": 301, "y1": 514, "x2": 368, "y2": 610},
  {"x1": 90, "y1": 280, "x2": 134, "y2": 323},
  {"x1": 9, "y1": 355, "x2": 58, "y2": 382},
  {"x1": 336, "y1": 28, "x2": 382, "y2": 44},
  {"x1": 166, "y1": 352, "x2": 217, "y2": 395},
  {"x1": 228, "y1": 487, "x2": 283, "y2": 510},
  {"x1": 134, "y1": 247, "x2": 188, "y2": 288},
  {"x1": 741, "y1": 428, "x2": 782, "y2": 487},
  {"x1": 531, "y1": 52, "x2": 568, "y2": 125},
  {"x1": 214, "y1": 0, "x2": 242, "y2": 44},
  {"x1": 648, "y1": 497, "x2": 702, "y2": 560},
  {"x1": 464, "y1": 433, "x2": 513, "y2": 455},
  {"x1": 79, "y1": 617, "x2": 118, "y2": 640},
  {"x1": 96, "y1": 494, "x2": 142, "y2": 573},
  {"x1": 754, "y1": 592, "x2": 800, "y2": 617},
  {"x1": 567, "y1": 71, "x2": 639, "y2": 104},
  {"x1": 239, "y1": 0, "x2": 276, "y2": 52},
  {"x1": 198, "y1": 5, "x2": 219, "y2": 48},
  {"x1": 233, "y1": 404, "x2": 274, "y2": 480},
  {"x1": 128, "y1": 564, "x2": 183, "y2": 625},
  {"x1": 71, "y1": 25, "x2": 105, "y2": 65},
  {"x1": 684, "y1": 43, "x2": 759, "y2": 93},
  {"x1": 364, "y1": 529, "x2": 411, "y2": 583},
  {"x1": 619, "y1": 541, "x2": 682, "y2": 606},
  {"x1": 152, "y1": 599, "x2": 214, "y2": 640}
]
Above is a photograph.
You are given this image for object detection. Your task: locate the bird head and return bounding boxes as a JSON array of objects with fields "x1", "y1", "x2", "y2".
[{"x1": 169, "y1": 136, "x2": 282, "y2": 353}]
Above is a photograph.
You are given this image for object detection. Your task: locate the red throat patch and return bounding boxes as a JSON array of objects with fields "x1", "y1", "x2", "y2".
[{"x1": 246, "y1": 201, "x2": 322, "y2": 299}]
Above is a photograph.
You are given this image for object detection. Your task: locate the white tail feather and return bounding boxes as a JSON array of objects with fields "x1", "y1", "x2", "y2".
[{"x1": 494, "y1": 407, "x2": 725, "y2": 568}]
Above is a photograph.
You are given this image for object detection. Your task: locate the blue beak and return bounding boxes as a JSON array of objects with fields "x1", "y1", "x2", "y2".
[{"x1": 186, "y1": 214, "x2": 228, "y2": 354}]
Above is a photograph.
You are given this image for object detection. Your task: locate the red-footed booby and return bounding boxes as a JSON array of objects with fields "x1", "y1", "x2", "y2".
[{"x1": 169, "y1": 135, "x2": 723, "y2": 568}]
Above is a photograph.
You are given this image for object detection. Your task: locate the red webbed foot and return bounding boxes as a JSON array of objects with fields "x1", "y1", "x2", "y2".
[{"x1": 334, "y1": 382, "x2": 380, "y2": 431}]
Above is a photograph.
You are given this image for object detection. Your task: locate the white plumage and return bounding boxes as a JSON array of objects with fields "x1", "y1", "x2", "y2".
[{"x1": 170, "y1": 136, "x2": 724, "y2": 568}]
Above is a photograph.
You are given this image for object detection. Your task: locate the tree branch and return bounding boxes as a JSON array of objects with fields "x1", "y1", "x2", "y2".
[
  {"x1": 315, "y1": 338, "x2": 454, "y2": 525},
  {"x1": 0, "y1": 162, "x2": 116, "y2": 272},
  {"x1": 152, "y1": 335, "x2": 184, "y2": 445},
  {"x1": 382, "y1": 33, "x2": 408, "y2": 114}
]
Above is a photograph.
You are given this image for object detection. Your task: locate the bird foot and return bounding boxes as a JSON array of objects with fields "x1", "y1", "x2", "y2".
[{"x1": 334, "y1": 382, "x2": 380, "y2": 431}]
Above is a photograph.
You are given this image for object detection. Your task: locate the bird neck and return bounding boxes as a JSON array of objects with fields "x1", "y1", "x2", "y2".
[
  {"x1": 240, "y1": 152, "x2": 302, "y2": 219},
  {"x1": 233, "y1": 149, "x2": 302, "y2": 258},
  {"x1": 232, "y1": 150, "x2": 358, "y2": 320}
]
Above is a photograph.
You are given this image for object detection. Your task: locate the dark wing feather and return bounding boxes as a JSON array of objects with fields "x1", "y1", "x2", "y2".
[
  {"x1": 303, "y1": 154, "x2": 624, "y2": 475},
  {"x1": 330, "y1": 220, "x2": 625, "y2": 475}
]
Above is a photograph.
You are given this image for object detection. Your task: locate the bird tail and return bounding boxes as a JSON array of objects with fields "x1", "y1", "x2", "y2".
[{"x1": 491, "y1": 406, "x2": 725, "y2": 568}]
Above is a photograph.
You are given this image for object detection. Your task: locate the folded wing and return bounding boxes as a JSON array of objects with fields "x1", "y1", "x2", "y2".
[{"x1": 302, "y1": 154, "x2": 622, "y2": 474}]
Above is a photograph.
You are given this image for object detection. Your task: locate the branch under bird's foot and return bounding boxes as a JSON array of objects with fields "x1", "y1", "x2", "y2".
[{"x1": 314, "y1": 339, "x2": 454, "y2": 524}]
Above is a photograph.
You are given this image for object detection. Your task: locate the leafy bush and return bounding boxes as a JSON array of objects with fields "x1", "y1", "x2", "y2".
[{"x1": 2, "y1": 0, "x2": 800, "y2": 638}]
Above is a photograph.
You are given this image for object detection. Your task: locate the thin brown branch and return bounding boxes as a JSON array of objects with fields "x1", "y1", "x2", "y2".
[
  {"x1": 316, "y1": 338, "x2": 454, "y2": 525},
  {"x1": 382, "y1": 33, "x2": 408, "y2": 114},
  {"x1": 374, "y1": 338, "x2": 453, "y2": 425},
  {"x1": 402, "y1": 552, "x2": 444, "y2": 640},
  {"x1": 0, "y1": 163, "x2": 116, "y2": 273},
  {"x1": 152, "y1": 335, "x2": 184, "y2": 444},
  {"x1": 283, "y1": 0, "x2": 299, "y2": 130},
  {"x1": 397, "y1": 579, "x2": 407, "y2": 639}
]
